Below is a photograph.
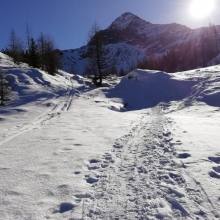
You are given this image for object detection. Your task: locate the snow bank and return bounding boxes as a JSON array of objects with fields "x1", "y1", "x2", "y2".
[
  {"x1": 0, "y1": 52, "x2": 15, "y2": 67},
  {"x1": 107, "y1": 66, "x2": 220, "y2": 110},
  {"x1": 0, "y1": 52, "x2": 77, "y2": 107},
  {"x1": 172, "y1": 66, "x2": 220, "y2": 107},
  {"x1": 107, "y1": 69, "x2": 194, "y2": 110}
]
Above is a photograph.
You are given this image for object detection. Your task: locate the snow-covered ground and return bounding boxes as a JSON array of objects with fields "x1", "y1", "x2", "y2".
[{"x1": 0, "y1": 53, "x2": 219, "y2": 219}]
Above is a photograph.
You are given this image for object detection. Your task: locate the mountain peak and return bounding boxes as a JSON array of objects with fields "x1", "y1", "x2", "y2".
[
  {"x1": 109, "y1": 12, "x2": 150, "y2": 30},
  {"x1": 120, "y1": 12, "x2": 139, "y2": 19}
]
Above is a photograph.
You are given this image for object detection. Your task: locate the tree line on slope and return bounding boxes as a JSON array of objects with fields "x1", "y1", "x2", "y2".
[
  {"x1": 0, "y1": 28, "x2": 60, "y2": 106},
  {"x1": 2, "y1": 29, "x2": 60, "y2": 75},
  {"x1": 138, "y1": 25, "x2": 220, "y2": 72}
]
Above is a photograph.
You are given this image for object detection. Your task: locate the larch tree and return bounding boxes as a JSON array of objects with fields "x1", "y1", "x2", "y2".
[
  {"x1": 88, "y1": 23, "x2": 107, "y2": 86},
  {"x1": 7, "y1": 29, "x2": 23, "y2": 64}
]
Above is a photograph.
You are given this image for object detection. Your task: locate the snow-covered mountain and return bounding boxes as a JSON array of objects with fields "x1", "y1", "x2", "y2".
[{"x1": 60, "y1": 12, "x2": 220, "y2": 75}]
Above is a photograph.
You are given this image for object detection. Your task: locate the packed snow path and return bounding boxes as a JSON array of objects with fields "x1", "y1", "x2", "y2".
[{"x1": 83, "y1": 107, "x2": 219, "y2": 220}]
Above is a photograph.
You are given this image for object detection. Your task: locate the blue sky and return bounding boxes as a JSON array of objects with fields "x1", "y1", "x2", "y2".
[{"x1": 0, "y1": 0, "x2": 220, "y2": 50}]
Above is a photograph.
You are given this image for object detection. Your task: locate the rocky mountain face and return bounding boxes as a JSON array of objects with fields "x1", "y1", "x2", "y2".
[{"x1": 60, "y1": 12, "x2": 220, "y2": 75}]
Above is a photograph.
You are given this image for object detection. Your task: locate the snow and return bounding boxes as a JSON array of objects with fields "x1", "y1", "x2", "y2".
[
  {"x1": 0, "y1": 88, "x2": 138, "y2": 220},
  {"x1": 107, "y1": 69, "x2": 194, "y2": 110},
  {"x1": 109, "y1": 12, "x2": 151, "y2": 31},
  {"x1": 0, "y1": 52, "x2": 17, "y2": 67},
  {"x1": 168, "y1": 104, "x2": 220, "y2": 215},
  {"x1": 0, "y1": 52, "x2": 220, "y2": 219},
  {"x1": 105, "y1": 43, "x2": 145, "y2": 72},
  {"x1": 61, "y1": 43, "x2": 145, "y2": 75},
  {"x1": 61, "y1": 47, "x2": 90, "y2": 75},
  {"x1": 0, "y1": 54, "x2": 138, "y2": 219}
]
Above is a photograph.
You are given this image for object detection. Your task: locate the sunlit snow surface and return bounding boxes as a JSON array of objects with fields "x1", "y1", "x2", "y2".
[{"x1": 0, "y1": 52, "x2": 219, "y2": 219}]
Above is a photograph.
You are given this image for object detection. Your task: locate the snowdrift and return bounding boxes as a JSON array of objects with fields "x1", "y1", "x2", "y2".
[
  {"x1": 0, "y1": 52, "x2": 74, "y2": 107},
  {"x1": 108, "y1": 68, "x2": 220, "y2": 110},
  {"x1": 172, "y1": 66, "x2": 220, "y2": 107}
]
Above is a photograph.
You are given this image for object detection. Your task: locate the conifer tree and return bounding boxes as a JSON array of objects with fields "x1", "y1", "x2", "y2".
[
  {"x1": 0, "y1": 70, "x2": 10, "y2": 106},
  {"x1": 27, "y1": 38, "x2": 39, "y2": 68}
]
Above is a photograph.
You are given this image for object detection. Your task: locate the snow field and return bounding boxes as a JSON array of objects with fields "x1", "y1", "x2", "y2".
[{"x1": 0, "y1": 52, "x2": 220, "y2": 219}]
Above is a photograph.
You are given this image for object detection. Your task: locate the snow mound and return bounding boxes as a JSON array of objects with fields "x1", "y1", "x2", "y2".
[
  {"x1": 0, "y1": 53, "x2": 78, "y2": 107},
  {"x1": 107, "y1": 69, "x2": 194, "y2": 110},
  {"x1": 0, "y1": 52, "x2": 15, "y2": 67},
  {"x1": 172, "y1": 66, "x2": 220, "y2": 107},
  {"x1": 108, "y1": 67, "x2": 220, "y2": 110}
]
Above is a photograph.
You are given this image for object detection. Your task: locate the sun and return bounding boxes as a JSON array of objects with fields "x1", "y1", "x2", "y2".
[{"x1": 189, "y1": 0, "x2": 216, "y2": 19}]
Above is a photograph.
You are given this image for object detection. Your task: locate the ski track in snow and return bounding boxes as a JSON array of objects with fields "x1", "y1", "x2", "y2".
[
  {"x1": 0, "y1": 78, "x2": 85, "y2": 148},
  {"x1": 82, "y1": 106, "x2": 219, "y2": 220}
]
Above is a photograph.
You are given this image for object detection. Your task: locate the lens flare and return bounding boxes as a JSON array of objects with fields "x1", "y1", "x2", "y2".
[{"x1": 189, "y1": 0, "x2": 216, "y2": 19}]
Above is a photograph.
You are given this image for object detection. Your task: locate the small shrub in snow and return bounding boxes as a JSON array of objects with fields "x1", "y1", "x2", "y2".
[{"x1": 0, "y1": 70, "x2": 10, "y2": 106}]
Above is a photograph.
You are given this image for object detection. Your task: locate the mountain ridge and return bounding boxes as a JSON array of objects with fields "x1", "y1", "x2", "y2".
[{"x1": 60, "y1": 12, "x2": 220, "y2": 75}]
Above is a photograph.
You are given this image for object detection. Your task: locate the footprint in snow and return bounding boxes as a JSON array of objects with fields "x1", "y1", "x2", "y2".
[
  {"x1": 74, "y1": 171, "x2": 81, "y2": 175},
  {"x1": 208, "y1": 156, "x2": 220, "y2": 164},
  {"x1": 209, "y1": 170, "x2": 220, "y2": 179},
  {"x1": 89, "y1": 159, "x2": 101, "y2": 164},
  {"x1": 208, "y1": 165, "x2": 220, "y2": 179},
  {"x1": 113, "y1": 143, "x2": 123, "y2": 149},
  {"x1": 213, "y1": 166, "x2": 220, "y2": 173},
  {"x1": 85, "y1": 175, "x2": 99, "y2": 184},
  {"x1": 87, "y1": 158, "x2": 101, "y2": 170},
  {"x1": 177, "y1": 153, "x2": 191, "y2": 159},
  {"x1": 53, "y1": 202, "x2": 75, "y2": 214}
]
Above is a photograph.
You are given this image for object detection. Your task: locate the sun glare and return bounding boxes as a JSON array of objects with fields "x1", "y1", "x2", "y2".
[{"x1": 189, "y1": 0, "x2": 216, "y2": 19}]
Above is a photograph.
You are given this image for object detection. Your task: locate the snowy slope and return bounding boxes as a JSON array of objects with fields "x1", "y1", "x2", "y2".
[
  {"x1": 81, "y1": 67, "x2": 220, "y2": 219},
  {"x1": 107, "y1": 67, "x2": 220, "y2": 110},
  {"x1": 61, "y1": 43, "x2": 145, "y2": 75},
  {"x1": 0, "y1": 52, "x2": 78, "y2": 108},
  {"x1": 0, "y1": 53, "x2": 139, "y2": 220},
  {"x1": 0, "y1": 52, "x2": 15, "y2": 67},
  {"x1": 61, "y1": 46, "x2": 90, "y2": 75},
  {"x1": 0, "y1": 53, "x2": 219, "y2": 220}
]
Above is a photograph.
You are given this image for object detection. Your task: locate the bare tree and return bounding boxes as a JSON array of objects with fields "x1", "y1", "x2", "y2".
[
  {"x1": 25, "y1": 23, "x2": 32, "y2": 51},
  {"x1": 37, "y1": 33, "x2": 59, "y2": 75},
  {"x1": 7, "y1": 29, "x2": 23, "y2": 64},
  {"x1": 88, "y1": 23, "x2": 106, "y2": 86}
]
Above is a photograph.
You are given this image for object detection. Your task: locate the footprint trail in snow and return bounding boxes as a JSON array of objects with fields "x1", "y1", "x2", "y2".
[{"x1": 83, "y1": 107, "x2": 219, "y2": 220}]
